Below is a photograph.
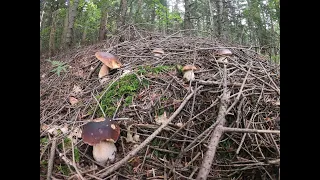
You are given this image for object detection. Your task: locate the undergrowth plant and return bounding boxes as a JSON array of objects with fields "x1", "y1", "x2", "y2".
[{"x1": 46, "y1": 59, "x2": 68, "y2": 76}]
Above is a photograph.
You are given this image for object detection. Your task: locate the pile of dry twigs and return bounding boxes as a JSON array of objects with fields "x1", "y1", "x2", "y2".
[{"x1": 40, "y1": 26, "x2": 280, "y2": 180}]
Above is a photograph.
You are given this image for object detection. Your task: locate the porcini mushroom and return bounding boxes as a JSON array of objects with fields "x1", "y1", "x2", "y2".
[
  {"x1": 182, "y1": 65, "x2": 197, "y2": 82},
  {"x1": 95, "y1": 52, "x2": 122, "y2": 79},
  {"x1": 216, "y1": 49, "x2": 232, "y2": 63},
  {"x1": 216, "y1": 48, "x2": 232, "y2": 56},
  {"x1": 152, "y1": 48, "x2": 164, "y2": 57},
  {"x1": 81, "y1": 117, "x2": 120, "y2": 164}
]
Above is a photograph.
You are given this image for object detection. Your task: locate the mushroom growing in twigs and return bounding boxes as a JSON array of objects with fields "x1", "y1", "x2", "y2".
[
  {"x1": 182, "y1": 65, "x2": 198, "y2": 82},
  {"x1": 152, "y1": 48, "x2": 164, "y2": 57},
  {"x1": 216, "y1": 48, "x2": 233, "y2": 63},
  {"x1": 81, "y1": 117, "x2": 120, "y2": 164},
  {"x1": 95, "y1": 52, "x2": 122, "y2": 79}
]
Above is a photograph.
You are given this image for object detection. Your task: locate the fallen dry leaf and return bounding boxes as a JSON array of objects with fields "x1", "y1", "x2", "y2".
[
  {"x1": 154, "y1": 111, "x2": 168, "y2": 125},
  {"x1": 175, "y1": 122, "x2": 184, "y2": 128},
  {"x1": 41, "y1": 124, "x2": 49, "y2": 131},
  {"x1": 133, "y1": 134, "x2": 140, "y2": 142},
  {"x1": 67, "y1": 127, "x2": 83, "y2": 143},
  {"x1": 69, "y1": 96, "x2": 79, "y2": 105},
  {"x1": 126, "y1": 124, "x2": 135, "y2": 143},
  {"x1": 47, "y1": 125, "x2": 59, "y2": 135},
  {"x1": 60, "y1": 124, "x2": 69, "y2": 134},
  {"x1": 72, "y1": 85, "x2": 83, "y2": 95}
]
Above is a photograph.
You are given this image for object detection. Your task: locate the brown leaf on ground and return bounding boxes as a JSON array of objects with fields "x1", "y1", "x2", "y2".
[{"x1": 69, "y1": 96, "x2": 79, "y2": 105}]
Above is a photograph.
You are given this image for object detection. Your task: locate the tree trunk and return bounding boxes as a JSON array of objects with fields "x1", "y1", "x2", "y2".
[
  {"x1": 99, "y1": 6, "x2": 108, "y2": 41},
  {"x1": 65, "y1": 0, "x2": 79, "y2": 48},
  {"x1": 117, "y1": 0, "x2": 127, "y2": 30},
  {"x1": 82, "y1": 19, "x2": 89, "y2": 43},
  {"x1": 184, "y1": 0, "x2": 192, "y2": 35},
  {"x1": 216, "y1": 0, "x2": 223, "y2": 37},
  {"x1": 128, "y1": 0, "x2": 134, "y2": 21},
  {"x1": 134, "y1": 0, "x2": 142, "y2": 23},
  {"x1": 208, "y1": 0, "x2": 214, "y2": 37},
  {"x1": 40, "y1": 1, "x2": 47, "y2": 30},
  {"x1": 61, "y1": 0, "x2": 70, "y2": 48},
  {"x1": 49, "y1": 11, "x2": 58, "y2": 57}
]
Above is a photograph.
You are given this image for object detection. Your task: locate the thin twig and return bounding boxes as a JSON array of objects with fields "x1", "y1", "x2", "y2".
[
  {"x1": 222, "y1": 127, "x2": 280, "y2": 134},
  {"x1": 47, "y1": 137, "x2": 57, "y2": 180}
]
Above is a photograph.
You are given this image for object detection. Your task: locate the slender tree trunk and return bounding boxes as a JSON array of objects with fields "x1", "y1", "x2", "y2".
[
  {"x1": 49, "y1": 11, "x2": 58, "y2": 57},
  {"x1": 65, "y1": 0, "x2": 79, "y2": 48},
  {"x1": 40, "y1": 1, "x2": 47, "y2": 29},
  {"x1": 208, "y1": 0, "x2": 214, "y2": 37},
  {"x1": 216, "y1": 0, "x2": 223, "y2": 37},
  {"x1": 82, "y1": 19, "x2": 89, "y2": 43},
  {"x1": 134, "y1": 0, "x2": 142, "y2": 23},
  {"x1": 150, "y1": 3, "x2": 156, "y2": 30},
  {"x1": 128, "y1": 0, "x2": 134, "y2": 21},
  {"x1": 269, "y1": 13, "x2": 276, "y2": 56},
  {"x1": 99, "y1": 6, "x2": 108, "y2": 41},
  {"x1": 117, "y1": 0, "x2": 127, "y2": 30},
  {"x1": 184, "y1": 0, "x2": 192, "y2": 35},
  {"x1": 61, "y1": 0, "x2": 70, "y2": 48}
]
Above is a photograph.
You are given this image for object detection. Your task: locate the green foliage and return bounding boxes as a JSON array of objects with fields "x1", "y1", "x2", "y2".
[
  {"x1": 46, "y1": 59, "x2": 68, "y2": 76},
  {"x1": 57, "y1": 164, "x2": 70, "y2": 175},
  {"x1": 271, "y1": 54, "x2": 280, "y2": 64},
  {"x1": 40, "y1": 137, "x2": 48, "y2": 145},
  {"x1": 74, "y1": 147, "x2": 80, "y2": 163}
]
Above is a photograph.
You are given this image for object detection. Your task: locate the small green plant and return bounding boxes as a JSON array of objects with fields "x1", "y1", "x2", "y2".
[
  {"x1": 58, "y1": 137, "x2": 72, "y2": 150},
  {"x1": 74, "y1": 147, "x2": 80, "y2": 163},
  {"x1": 46, "y1": 59, "x2": 68, "y2": 76},
  {"x1": 40, "y1": 137, "x2": 48, "y2": 145},
  {"x1": 57, "y1": 164, "x2": 70, "y2": 175}
]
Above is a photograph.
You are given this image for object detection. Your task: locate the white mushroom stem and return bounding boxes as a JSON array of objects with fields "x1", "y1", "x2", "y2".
[
  {"x1": 217, "y1": 56, "x2": 228, "y2": 63},
  {"x1": 92, "y1": 141, "x2": 117, "y2": 165},
  {"x1": 154, "y1": 53, "x2": 162, "y2": 57},
  {"x1": 98, "y1": 64, "x2": 110, "y2": 78},
  {"x1": 183, "y1": 70, "x2": 195, "y2": 82}
]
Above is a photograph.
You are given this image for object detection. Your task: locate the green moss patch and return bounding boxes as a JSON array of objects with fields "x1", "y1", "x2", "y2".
[{"x1": 96, "y1": 65, "x2": 174, "y2": 117}]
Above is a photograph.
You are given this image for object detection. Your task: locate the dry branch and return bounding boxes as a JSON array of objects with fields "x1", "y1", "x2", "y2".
[
  {"x1": 222, "y1": 127, "x2": 280, "y2": 134},
  {"x1": 196, "y1": 64, "x2": 230, "y2": 180},
  {"x1": 97, "y1": 86, "x2": 203, "y2": 178},
  {"x1": 47, "y1": 138, "x2": 57, "y2": 180}
]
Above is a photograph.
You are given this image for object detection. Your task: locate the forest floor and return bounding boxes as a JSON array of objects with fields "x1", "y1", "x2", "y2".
[{"x1": 40, "y1": 27, "x2": 280, "y2": 180}]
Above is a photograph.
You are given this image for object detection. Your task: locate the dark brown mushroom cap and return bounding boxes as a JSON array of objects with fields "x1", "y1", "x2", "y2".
[
  {"x1": 81, "y1": 118, "x2": 120, "y2": 146},
  {"x1": 95, "y1": 52, "x2": 122, "y2": 69},
  {"x1": 216, "y1": 49, "x2": 232, "y2": 56}
]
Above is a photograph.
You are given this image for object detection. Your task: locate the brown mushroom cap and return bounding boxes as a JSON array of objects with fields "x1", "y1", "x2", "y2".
[
  {"x1": 217, "y1": 49, "x2": 232, "y2": 56},
  {"x1": 95, "y1": 52, "x2": 122, "y2": 69},
  {"x1": 152, "y1": 48, "x2": 164, "y2": 54},
  {"x1": 81, "y1": 118, "x2": 120, "y2": 146},
  {"x1": 182, "y1": 65, "x2": 197, "y2": 71}
]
